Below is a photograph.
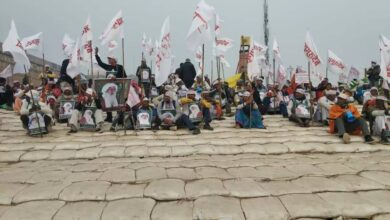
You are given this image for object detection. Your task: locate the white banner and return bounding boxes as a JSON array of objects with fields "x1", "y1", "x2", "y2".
[
  {"x1": 81, "y1": 16, "x2": 93, "y2": 62},
  {"x1": 295, "y1": 72, "x2": 310, "y2": 84},
  {"x1": 67, "y1": 39, "x2": 81, "y2": 78},
  {"x1": 0, "y1": 65, "x2": 12, "y2": 78},
  {"x1": 186, "y1": 0, "x2": 215, "y2": 52},
  {"x1": 2, "y1": 20, "x2": 31, "y2": 72},
  {"x1": 304, "y1": 31, "x2": 322, "y2": 68},
  {"x1": 99, "y1": 10, "x2": 124, "y2": 45},
  {"x1": 21, "y1": 32, "x2": 42, "y2": 51},
  {"x1": 327, "y1": 50, "x2": 346, "y2": 75},
  {"x1": 379, "y1": 35, "x2": 390, "y2": 83},
  {"x1": 347, "y1": 66, "x2": 361, "y2": 83},
  {"x1": 273, "y1": 39, "x2": 281, "y2": 61},
  {"x1": 247, "y1": 38, "x2": 261, "y2": 81},
  {"x1": 62, "y1": 34, "x2": 75, "y2": 57},
  {"x1": 155, "y1": 17, "x2": 172, "y2": 86}
]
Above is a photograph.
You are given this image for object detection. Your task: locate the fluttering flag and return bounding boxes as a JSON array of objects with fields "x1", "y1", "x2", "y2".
[
  {"x1": 304, "y1": 31, "x2": 323, "y2": 71},
  {"x1": 272, "y1": 39, "x2": 281, "y2": 61},
  {"x1": 186, "y1": 0, "x2": 215, "y2": 51},
  {"x1": 214, "y1": 37, "x2": 233, "y2": 56},
  {"x1": 99, "y1": 10, "x2": 124, "y2": 46},
  {"x1": 277, "y1": 64, "x2": 287, "y2": 86},
  {"x1": 155, "y1": 17, "x2": 172, "y2": 86},
  {"x1": 347, "y1": 66, "x2": 361, "y2": 84},
  {"x1": 195, "y1": 46, "x2": 203, "y2": 75},
  {"x1": 247, "y1": 38, "x2": 261, "y2": 81},
  {"x1": 108, "y1": 40, "x2": 118, "y2": 52},
  {"x1": 254, "y1": 41, "x2": 267, "y2": 57},
  {"x1": 219, "y1": 54, "x2": 230, "y2": 68},
  {"x1": 141, "y1": 33, "x2": 147, "y2": 54},
  {"x1": 81, "y1": 16, "x2": 93, "y2": 61},
  {"x1": 62, "y1": 34, "x2": 75, "y2": 56},
  {"x1": 147, "y1": 38, "x2": 154, "y2": 57},
  {"x1": 379, "y1": 35, "x2": 390, "y2": 83},
  {"x1": 0, "y1": 64, "x2": 12, "y2": 78},
  {"x1": 66, "y1": 39, "x2": 81, "y2": 78},
  {"x1": 21, "y1": 32, "x2": 42, "y2": 51},
  {"x1": 327, "y1": 50, "x2": 346, "y2": 75},
  {"x1": 214, "y1": 14, "x2": 223, "y2": 36},
  {"x1": 2, "y1": 20, "x2": 31, "y2": 72}
]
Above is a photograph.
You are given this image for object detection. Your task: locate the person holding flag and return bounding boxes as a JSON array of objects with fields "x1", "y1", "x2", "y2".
[{"x1": 95, "y1": 47, "x2": 126, "y2": 79}]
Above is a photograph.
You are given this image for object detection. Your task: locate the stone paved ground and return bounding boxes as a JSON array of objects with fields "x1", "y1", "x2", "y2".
[{"x1": 0, "y1": 109, "x2": 390, "y2": 220}]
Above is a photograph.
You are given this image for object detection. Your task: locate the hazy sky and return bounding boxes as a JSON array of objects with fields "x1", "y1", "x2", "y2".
[{"x1": 1, "y1": 0, "x2": 390, "y2": 82}]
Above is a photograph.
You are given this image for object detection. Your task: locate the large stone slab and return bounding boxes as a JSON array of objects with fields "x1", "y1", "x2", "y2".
[
  {"x1": 0, "y1": 183, "x2": 26, "y2": 205},
  {"x1": 13, "y1": 182, "x2": 70, "y2": 204},
  {"x1": 99, "y1": 168, "x2": 135, "y2": 183},
  {"x1": 0, "y1": 201, "x2": 65, "y2": 220},
  {"x1": 151, "y1": 201, "x2": 193, "y2": 220},
  {"x1": 357, "y1": 190, "x2": 390, "y2": 213},
  {"x1": 360, "y1": 171, "x2": 390, "y2": 186},
  {"x1": 331, "y1": 175, "x2": 385, "y2": 191},
  {"x1": 166, "y1": 168, "x2": 198, "y2": 180},
  {"x1": 53, "y1": 201, "x2": 106, "y2": 220},
  {"x1": 223, "y1": 179, "x2": 269, "y2": 197},
  {"x1": 59, "y1": 181, "x2": 110, "y2": 201},
  {"x1": 106, "y1": 184, "x2": 146, "y2": 200},
  {"x1": 193, "y1": 196, "x2": 245, "y2": 220},
  {"x1": 280, "y1": 194, "x2": 338, "y2": 218},
  {"x1": 144, "y1": 179, "x2": 185, "y2": 200},
  {"x1": 255, "y1": 166, "x2": 297, "y2": 180},
  {"x1": 318, "y1": 192, "x2": 382, "y2": 217},
  {"x1": 241, "y1": 197, "x2": 289, "y2": 220},
  {"x1": 101, "y1": 198, "x2": 155, "y2": 220},
  {"x1": 185, "y1": 178, "x2": 228, "y2": 198},
  {"x1": 0, "y1": 151, "x2": 24, "y2": 162},
  {"x1": 195, "y1": 167, "x2": 233, "y2": 179},
  {"x1": 136, "y1": 167, "x2": 167, "y2": 182},
  {"x1": 258, "y1": 180, "x2": 311, "y2": 196}
]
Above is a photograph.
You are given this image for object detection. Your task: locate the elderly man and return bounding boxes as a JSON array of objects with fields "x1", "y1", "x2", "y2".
[
  {"x1": 157, "y1": 91, "x2": 200, "y2": 135},
  {"x1": 95, "y1": 47, "x2": 127, "y2": 78},
  {"x1": 317, "y1": 90, "x2": 337, "y2": 125},
  {"x1": 329, "y1": 93, "x2": 375, "y2": 144},
  {"x1": 235, "y1": 91, "x2": 265, "y2": 129},
  {"x1": 180, "y1": 90, "x2": 213, "y2": 130},
  {"x1": 69, "y1": 88, "x2": 104, "y2": 133},
  {"x1": 288, "y1": 88, "x2": 312, "y2": 127},
  {"x1": 371, "y1": 96, "x2": 390, "y2": 144},
  {"x1": 20, "y1": 90, "x2": 53, "y2": 134}
]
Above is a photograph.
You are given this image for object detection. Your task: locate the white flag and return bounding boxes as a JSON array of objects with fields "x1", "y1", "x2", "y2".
[
  {"x1": 108, "y1": 40, "x2": 118, "y2": 52},
  {"x1": 147, "y1": 38, "x2": 154, "y2": 57},
  {"x1": 62, "y1": 34, "x2": 75, "y2": 56},
  {"x1": 214, "y1": 37, "x2": 233, "y2": 56},
  {"x1": 186, "y1": 0, "x2": 215, "y2": 52},
  {"x1": 327, "y1": 50, "x2": 346, "y2": 75},
  {"x1": 67, "y1": 39, "x2": 81, "y2": 78},
  {"x1": 81, "y1": 16, "x2": 93, "y2": 61},
  {"x1": 347, "y1": 66, "x2": 361, "y2": 83},
  {"x1": 215, "y1": 14, "x2": 223, "y2": 36},
  {"x1": 99, "y1": 10, "x2": 124, "y2": 45},
  {"x1": 21, "y1": 32, "x2": 42, "y2": 51},
  {"x1": 195, "y1": 46, "x2": 203, "y2": 63},
  {"x1": 379, "y1": 35, "x2": 390, "y2": 83},
  {"x1": 141, "y1": 33, "x2": 147, "y2": 53},
  {"x1": 2, "y1": 20, "x2": 31, "y2": 72},
  {"x1": 0, "y1": 65, "x2": 12, "y2": 78},
  {"x1": 304, "y1": 31, "x2": 322, "y2": 68},
  {"x1": 254, "y1": 41, "x2": 267, "y2": 57},
  {"x1": 272, "y1": 39, "x2": 281, "y2": 61},
  {"x1": 155, "y1": 17, "x2": 172, "y2": 87},
  {"x1": 247, "y1": 38, "x2": 261, "y2": 81},
  {"x1": 277, "y1": 64, "x2": 287, "y2": 86}
]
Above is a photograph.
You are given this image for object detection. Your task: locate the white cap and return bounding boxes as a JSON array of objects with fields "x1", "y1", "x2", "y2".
[
  {"x1": 142, "y1": 97, "x2": 149, "y2": 101},
  {"x1": 295, "y1": 88, "x2": 305, "y2": 94},
  {"x1": 187, "y1": 90, "x2": 196, "y2": 95},
  {"x1": 107, "y1": 55, "x2": 117, "y2": 61},
  {"x1": 107, "y1": 74, "x2": 115, "y2": 79},
  {"x1": 338, "y1": 93, "x2": 349, "y2": 100},
  {"x1": 325, "y1": 90, "x2": 337, "y2": 95},
  {"x1": 86, "y1": 88, "x2": 94, "y2": 96},
  {"x1": 165, "y1": 91, "x2": 174, "y2": 99},
  {"x1": 242, "y1": 91, "x2": 251, "y2": 97},
  {"x1": 370, "y1": 87, "x2": 378, "y2": 91}
]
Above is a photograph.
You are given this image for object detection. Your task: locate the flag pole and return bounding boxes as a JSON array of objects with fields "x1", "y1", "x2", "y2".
[
  {"x1": 273, "y1": 57, "x2": 276, "y2": 114},
  {"x1": 308, "y1": 61, "x2": 313, "y2": 125},
  {"x1": 90, "y1": 40, "x2": 94, "y2": 87},
  {"x1": 201, "y1": 44, "x2": 205, "y2": 88},
  {"x1": 121, "y1": 37, "x2": 125, "y2": 78}
]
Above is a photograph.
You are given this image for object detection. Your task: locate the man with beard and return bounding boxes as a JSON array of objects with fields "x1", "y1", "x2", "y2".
[{"x1": 287, "y1": 88, "x2": 312, "y2": 127}]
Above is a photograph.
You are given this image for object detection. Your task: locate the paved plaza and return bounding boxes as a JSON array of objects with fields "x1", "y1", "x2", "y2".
[{"x1": 0, "y1": 109, "x2": 389, "y2": 219}]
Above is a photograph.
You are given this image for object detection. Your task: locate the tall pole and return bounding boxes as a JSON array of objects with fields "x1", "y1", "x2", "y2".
[
  {"x1": 211, "y1": 59, "x2": 214, "y2": 83},
  {"x1": 42, "y1": 42, "x2": 45, "y2": 75},
  {"x1": 308, "y1": 61, "x2": 313, "y2": 124},
  {"x1": 201, "y1": 44, "x2": 205, "y2": 88},
  {"x1": 273, "y1": 58, "x2": 276, "y2": 114},
  {"x1": 263, "y1": 0, "x2": 270, "y2": 64},
  {"x1": 121, "y1": 38, "x2": 125, "y2": 78},
  {"x1": 90, "y1": 40, "x2": 94, "y2": 86}
]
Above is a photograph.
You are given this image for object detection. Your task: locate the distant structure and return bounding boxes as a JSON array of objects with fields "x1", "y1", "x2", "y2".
[
  {"x1": 0, "y1": 42, "x2": 60, "y2": 85},
  {"x1": 263, "y1": 0, "x2": 270, "y2": 64}
]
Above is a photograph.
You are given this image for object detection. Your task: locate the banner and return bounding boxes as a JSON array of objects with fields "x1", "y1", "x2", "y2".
[
  {"x1": 67, "y1": 39, "x2": 81, "y2": 78},
  {"x1": 81, "y1": 16, "x2": 93, "y2": 61},
  {"x1": 100, "y1": 10, "x2": 124, "y2": 45},
  {"x1": 21, "y1": 32, "x2": 42, "y2": 51},
  {"x1": 247, "y1": 38, "x2": 261, "y2": 81},
  {"x1": 295, "y1": 72, "x2": 310, "y2": 84},
  {"x1": 347, "y1": 66, "x2": 361, "y2": 83},
  {"x1": 304, "y1": 31, "x2": 322, "y2": 68},
  {"x1": 2, "y1": 20, "x2": 31, "y2": 72},
  {"x1": 62, "y1": 34, "x2": 75, "y2": 56},
  {"x1": 327, "y1": 50, "x2": 346, "y2": 75},
  {"x1": 155, "y1": 17, "x2": 172, "y2": 86},
  {"x1": 273, "y1": 39, "x2": 281, "y2": 61}
]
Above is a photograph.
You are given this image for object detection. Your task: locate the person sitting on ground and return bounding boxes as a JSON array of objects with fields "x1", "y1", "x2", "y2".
[
  {"x1": 136, "y1": 97, "x2": 158, "y2": 129},
  {"x1": 317, "y1": 89, "x2": 337, "y2": 126},
  {"x1": 69, "y1": 88, "x2": 104, "y2": 133},
  {"x1": 235, "y1": 91, "x2": 265, "y2": 129},
  {"x1": 329, "y1": 93, "x2": 375, "y2": 144},
  {"x1": 370, "y1": 96, "x2": 390, "y2": 144},
  {"x1": 157, "y1": 91, "x2": 200, "y2": 135},
  {"x1": 179, "y1": 90, "x2": 213, "y2": 130},
  {"x1": 20, "y1": 90, "x2": 53, "y2": 134},
  {"x1": 363, "y1": 87, "x2": 378, "y2": 105},
  {"x1": 55, "y1": 86, "x2": 75, "y2": 123},
  {"x1": 287, "y1": 88, "x2": 312, "y2": 127}
]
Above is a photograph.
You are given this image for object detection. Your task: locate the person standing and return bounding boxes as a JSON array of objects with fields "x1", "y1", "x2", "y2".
[
  {"x1": 136, "y1": 59, "x2": 152, "y2": 97},
  {"x1": 179, "y1": 58, "x2": 197, "y2": 89}
]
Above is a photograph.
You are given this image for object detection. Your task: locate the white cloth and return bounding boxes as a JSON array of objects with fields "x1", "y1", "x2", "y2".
[{"x1": 317, "y1": 96, "x2": 335, "y2": 121}]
